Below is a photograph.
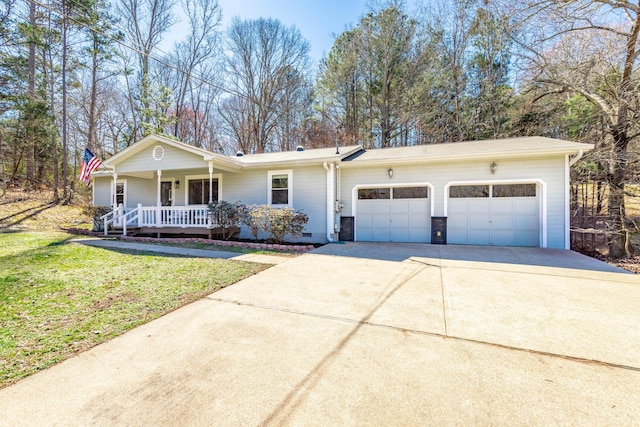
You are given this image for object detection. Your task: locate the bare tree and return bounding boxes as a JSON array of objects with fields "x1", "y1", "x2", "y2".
[
  {"x1": 167, "y1": 0, "x2": 221, "y2": 143},
  {"x1": 222, "y1": 17, "x2": 311, "y2": 153},
  {"x1": 116, "y1": 0, "x2": 176, "y2": 133},
  {"x1": 501, "y1": 0, "x2": 640, "y2": 256}
]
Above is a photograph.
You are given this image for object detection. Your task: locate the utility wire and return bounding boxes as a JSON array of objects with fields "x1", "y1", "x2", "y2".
[{"x1": 30, "y1": 0, "x2": 240, "y2": 99}]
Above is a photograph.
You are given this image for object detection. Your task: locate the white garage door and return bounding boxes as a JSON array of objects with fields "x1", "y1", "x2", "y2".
[
  {"x1": 356, "y1": 186, "x2": 430, "y2": 242},
  {"x1": 447, "y1": 184, "x2": 540, "y2": 247}
]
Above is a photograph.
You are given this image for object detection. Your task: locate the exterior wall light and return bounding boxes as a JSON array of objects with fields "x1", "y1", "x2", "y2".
[
  {"x1": 175, "y1": 180, "x2": 180, "y2": 189},
  {"x1": 490, "y1": 162, "x2": 497, "y2": 174},
  {"x1": 388, "y1": 168, "x2": 394, "y2": 178}
]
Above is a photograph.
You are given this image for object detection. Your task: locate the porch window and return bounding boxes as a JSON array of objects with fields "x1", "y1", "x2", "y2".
[
  {"x1": 112, "y1": 180, "x2": 126, "y2": 207},
  {"x1": 268, "y1": 170, "x2": 292, "y2": 206},
  {"x1": 188, "y1": 178, "x2": 218, "y2": 205}
]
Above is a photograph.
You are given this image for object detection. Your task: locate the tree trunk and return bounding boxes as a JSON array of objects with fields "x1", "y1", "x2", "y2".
[
  {"x1": 25, "y1": 0, "x2": 36, "y2": 190},
  {"x1": 61, "y1": 12, "x2": 69, "y2": 202},
  {"x1": 87, "y1": 34, "x2": 99, "y2": 153},
  {"x1": 608, "y1": 134, "x2": 629, "y2": 257}
]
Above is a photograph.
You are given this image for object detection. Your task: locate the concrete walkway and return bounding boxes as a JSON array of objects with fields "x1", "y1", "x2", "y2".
[
  {"x1": 1, "y1": 243, "x2": 639, "y2": 425},
  {"x1": 71, "y1": 237, "x2": 293, "y2": 264}
]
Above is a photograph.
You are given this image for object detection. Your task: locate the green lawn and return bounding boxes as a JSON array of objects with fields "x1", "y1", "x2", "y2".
[{"x1": 0, "y1": 230, "x2": 268, "y2": 388}]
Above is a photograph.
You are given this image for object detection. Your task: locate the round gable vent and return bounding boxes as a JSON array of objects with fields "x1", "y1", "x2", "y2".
[{"x1": 152, "y1": 145, "x2": 165, "y2": 160}]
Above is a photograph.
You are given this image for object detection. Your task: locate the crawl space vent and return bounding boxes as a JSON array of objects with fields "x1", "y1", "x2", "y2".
[{"x1": 152, "y1": 145, "x2": 165, "y2": 160}]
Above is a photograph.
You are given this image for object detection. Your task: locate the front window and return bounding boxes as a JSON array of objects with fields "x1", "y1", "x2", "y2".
[
  {"x1": 188, "y1": 178, "x2": 218, "y2": 204},
  {"x1": 268, "y1": 170, "x2": 292, "y2": 206},
  {"x1": 112, "y1": 180, "x2": 126, "y2": 207}
]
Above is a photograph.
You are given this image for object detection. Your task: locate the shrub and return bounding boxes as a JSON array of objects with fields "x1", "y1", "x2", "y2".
[
  {"x1": 237, "y1": 204, "x2": 266, "y2": 240},
  {"x1": 237, "y1": 204, "x2": 309, "y2": 244},
  {"x1": 261, "y1": 207, "x2": 308, "y2": 244},
  {"x1": 208, "y1": 200, "x2": 241, "y2": 240},
  {"x1": 85, "y1": 206, "x2": 112, "y2": 232}
]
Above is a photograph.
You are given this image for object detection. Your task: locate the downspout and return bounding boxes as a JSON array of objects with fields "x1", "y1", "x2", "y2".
[
  {"x1": 323, "y1": 162, "x2": 334, "y2": 242},
  {"x1": 569, "y1": 149, "x2": 584, "y2": 167}
]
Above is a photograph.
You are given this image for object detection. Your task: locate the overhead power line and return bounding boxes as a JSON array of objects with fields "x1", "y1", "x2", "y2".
[{"x1": 30, "y1": 0, "x2": 238, "y2": 99}]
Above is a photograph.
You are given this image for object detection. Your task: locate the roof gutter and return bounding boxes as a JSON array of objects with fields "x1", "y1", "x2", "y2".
[
  {"x1": 323, "y1": 162, "x2": 334, "y2": 243},
  {"x1": 568, "y1": 149, "x2": 584, "y2": 167}
]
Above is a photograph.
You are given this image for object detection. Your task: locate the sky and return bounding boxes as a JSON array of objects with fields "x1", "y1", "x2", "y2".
[{"x1": 168, "y1": 0, "x2": 371, "y2": 66}]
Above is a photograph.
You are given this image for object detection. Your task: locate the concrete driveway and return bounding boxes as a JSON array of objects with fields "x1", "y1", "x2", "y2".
[{"x1": 1, "y1": 243, "x2": 639, "y2": 425}]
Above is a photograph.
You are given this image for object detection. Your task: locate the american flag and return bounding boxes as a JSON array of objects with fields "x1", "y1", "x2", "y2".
[{"x1": 79, "y1": 148, "x2": 103, "y2": 186}]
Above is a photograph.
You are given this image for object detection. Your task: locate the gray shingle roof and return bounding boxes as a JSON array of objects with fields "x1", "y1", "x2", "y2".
[
  {"x1": 341, "y1": 137, "x2": 592, "y2": 165},
  {"x1": 234, "y1": 145, "x2": 362, "y2": 165}
]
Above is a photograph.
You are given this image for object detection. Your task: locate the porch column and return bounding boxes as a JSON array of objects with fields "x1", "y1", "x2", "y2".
[
  {"x1": 112, "y1": 172, "x2": 118, "y2": 211},
  {"x1": 156, "y1": 170, "x2": 162, "y2": 227},
  {"x1": 208, "y1": 161, "x2": 214, "y2": 203}
]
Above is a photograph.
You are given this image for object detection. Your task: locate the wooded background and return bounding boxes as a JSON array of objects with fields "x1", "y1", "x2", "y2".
[{"x1": 1, "y1": 0, "x2": 639, "y2": 254}]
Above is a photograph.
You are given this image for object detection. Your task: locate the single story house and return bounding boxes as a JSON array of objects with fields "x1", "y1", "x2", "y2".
[{"x1": 91, "y1": 134, "x2": 593, "y2": 249}]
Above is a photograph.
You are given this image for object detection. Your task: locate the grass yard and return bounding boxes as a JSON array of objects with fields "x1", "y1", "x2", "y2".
[{"x1": 0, "y1": 230, "x2": 268, "y2": 388}]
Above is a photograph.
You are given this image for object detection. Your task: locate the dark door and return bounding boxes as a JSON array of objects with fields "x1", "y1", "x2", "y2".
[
  {"x1": 340, "y1": 216, "x2": 355, "y2": 241},
  {"x1": 161, "y1": 181, "x2": 173, "y2": 206}
]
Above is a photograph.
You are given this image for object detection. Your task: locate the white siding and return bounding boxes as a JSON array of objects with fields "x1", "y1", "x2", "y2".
[
  {"x1": 340, "y1": 155, "x2": 568, "y2": 249},
  {"x1": 116, "y1": 142, "x2": 209, "y2": 173},
  {"x1": 223, "y1": 165, "x2": 328, "y2": 243},
  {"x1": 93, "y1": 178, "x2": 112, "y2": 206}
]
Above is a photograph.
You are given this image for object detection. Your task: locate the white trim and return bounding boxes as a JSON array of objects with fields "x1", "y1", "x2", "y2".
[
  {"x1": 268, "y1": 169, "x2": 293, "y2": 207},
  {"x1": 160, "y1": 178, "x2": 176, "y2": 206},
  {"x1": 184, "y1": 173, "x2": 223, "y2": 205},
  {"x1": 323, "y1": 162, "x2": 335, "y2": 242},
  {"x1": 443, "y1": 179, "x2": 547, "y2": 248},
  {"x1": 351, "y1": 182, "x2": 434, "y2": 242},
  {"x1": 110, "y1": 178, "x2": 127, "y2": 208}
]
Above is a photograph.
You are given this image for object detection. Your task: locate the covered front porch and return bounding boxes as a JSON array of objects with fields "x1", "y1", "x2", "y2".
[
  {"x1": 100, "y1": 204, "x2": 230, "y2": 237},
  {"x1": 94, "y1": 135, "x2": 243, "y2": 238}
]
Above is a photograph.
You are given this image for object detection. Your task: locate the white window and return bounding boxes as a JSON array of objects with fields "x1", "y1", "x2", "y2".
[
  {"x1": 268, "y1": 170, "x2": 292, "y2": 207},
  {"x1": 185, "y1": 174, "x2": 222, "y2": 205},
  {"x1": 111, "y1": 179, "x2": 127, "y2": 207}
]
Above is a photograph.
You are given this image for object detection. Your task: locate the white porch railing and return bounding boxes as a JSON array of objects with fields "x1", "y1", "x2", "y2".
[{"x1": 100, "y1": 204, "x2": 217, "y2": 236}]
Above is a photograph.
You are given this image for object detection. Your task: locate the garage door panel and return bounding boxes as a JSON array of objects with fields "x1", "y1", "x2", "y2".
[
  {"x1": 514, "y1": 198, "x2": 538, "y2": 213},
  {"x1": 391, "y1": 214, "x2": 409, "y2": 228},
  {"x1": 408, "y1": 215, "x2": 428, "y2": 229},
  {"x1": 371, "y1": 199, "x2": 391, "y2": 212},
  {"x1": 447, "y1": 184, "x2": 540, "y2": 247},
  {"x1": 515, "y1": 230, "x2": 539, "y2": 246},
  {"x1": 408, "y1": 199, "x2": 428, "y2": 214},
  {"x1": 469, "y1": 214, "x2": 491, "y2": 228},
  {"x1": 373, "y1": 219, "x2": 389, "y2": 229},
  {"x1": 492, "y1": 213, "x2": 514, "y2": 230},
  {"x1": 448, "y1": 229, "x2": 468, "y2": 243},
  {"x1": 491, "y1": 199, "x2": 513, "y2": 213},
  {"x1": 448, "y1": 199, "x2": 469, "y2": 214},
  {"x1": 467, "y1": 229, "x2": 490, "y2": 245},
  {"x1": 357, "y1": 228, "x2": 373, "y2": 241},
  {"x1": 515, "y1": 214, "x2": 537, "y2": 230},
  {"x1": 390, "y1": 228, "x2": 409, "y2": 242},
  {"x1": 356, "y1": 190, "x2": 429, "y2": 243},
  {"x1": 372, "y1": 227, "x2": 390, "y2": 242},
  {"x1": 407, "y1": 228, "x2": 429, "y2": 242},
  {"x1": 468, "y1": 199, "x2": 490, "y2": 213},
  {"x1": 390, "y1": 200, "x2": 409, "y2": 214},
  {"x1": 492, "y1": 230, "x2": 515, "y2": 246},
  {"x1": 447, "y1": 214, "x2": 468, "y2": 229}
]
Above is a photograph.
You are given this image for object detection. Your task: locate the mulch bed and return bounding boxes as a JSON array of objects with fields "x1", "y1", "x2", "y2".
[{"x1": 610, "y1": 257, "x2": 640, "y2": 274}]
